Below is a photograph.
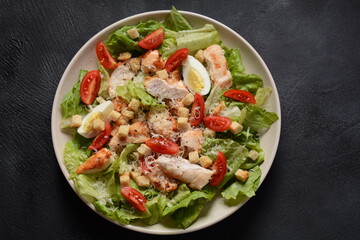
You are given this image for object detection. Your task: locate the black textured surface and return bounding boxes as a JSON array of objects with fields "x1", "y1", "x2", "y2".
[{"x1": 1, "y1": 0, "x2": 359, "y2": 239}]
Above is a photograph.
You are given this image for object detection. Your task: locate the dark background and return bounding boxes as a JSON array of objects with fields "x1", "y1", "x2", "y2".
[{"x1": 1, "y1": 0, "x2": 359, "y2": 239}]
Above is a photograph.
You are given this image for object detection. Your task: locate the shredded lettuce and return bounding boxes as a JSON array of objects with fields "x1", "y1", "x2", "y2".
[
  {"x1": 222, "y1": 166, "x2": 261, "y2": 203},
  {"x1": 164, "y1": 6, "x2": 193, "y2": 32},
  {"x1": 60, "y1": 70, "x2": 88, "y2": 120}
]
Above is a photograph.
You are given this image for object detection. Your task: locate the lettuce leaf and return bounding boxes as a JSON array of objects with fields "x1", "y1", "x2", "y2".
[
  {"x1": 202, "y1": 138, "x2": 248, "y2": 188},
  {"x1": 232, "y1": 73, "x2": 263, "y2": 94},
  {"x1": 94, "y1": 200, "x2": 150, "y2": 225},
  {"x1": 60, "y1": 70, "x2": 88, "y2": 119},
  {"x1": 63, "y1": 133, "x2": 93, "y2": 179},
  {"x1": 116, "y1": 81, "x2": 163, "y2": 107},
  {"x1": 143, "y1": 194, "x2": 168, "y2": 225},
  {"x1": 243, "y1": 105, "x2": 279, "y2": 133},
  {"x1": 176, "y1": 24, "x2": 219, "y2": 54},
  {"x1": 222, "y1": 166, "x2": 261, "y2": 204},
  {"x1": 172, "y1": 198, "x2": 207, "y2": 229},
  {"x1": 159, "y1": 28, "x2": 178, "y2": 58},
  {"x1": 105, "y1": 20, "x2": 164, "y2": 58},
  {"x1": 98, "y1": 62, "x2": 110, "y2": 99},
  {"x1": 255, "y1": 86, "x2": 272, "y2": 107},
  {"x1": 223, "y1": 46, "x2": 245, "y2": 74},
  {"x1": 164, "y1": 6, "x2": 193, "y2": 31}
]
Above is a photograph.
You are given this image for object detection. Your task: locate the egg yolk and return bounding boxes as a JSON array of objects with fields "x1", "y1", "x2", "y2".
[
  {"x1": 187, "y1": 68, "x2": 204, "y2": 92},
  {"x1": 83, "y1": 112, "x2": 103, "y2": 133}
]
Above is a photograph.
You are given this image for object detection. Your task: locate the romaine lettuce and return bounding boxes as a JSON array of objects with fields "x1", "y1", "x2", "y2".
[
  {"x1": 60, "y1": 70, "x2": 88, "y2": 119},
  {"x1": 243, "y1": 105, "x2": 279, "y2": 133},
  {"x1": 164, "y1": 6, "x2": 193, "y2": 31},
  {"x1": 221, "y1": 166, "x2": 261, "y2": 204},
  {"x1": 116, "y1": 81, "x2": 163, "y2": 107},
  {"x1": 176, "y1": 24, "x2": 219, "y2": 54},
  {"x1": 105, "y1": 20, "x2": 164, "y2": 58},
  {"x1": 202, "y1": 138, "x2": 248, "y2": 188}
]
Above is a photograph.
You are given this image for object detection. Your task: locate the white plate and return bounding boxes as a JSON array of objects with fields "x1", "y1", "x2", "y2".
[{"x1": 51, "y1": 10, "x2": 281, "y2": 235}]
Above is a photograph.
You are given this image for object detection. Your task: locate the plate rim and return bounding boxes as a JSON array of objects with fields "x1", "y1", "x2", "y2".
[{"x1": 51, "y1": 9, "x2": 281, "y2": 235}]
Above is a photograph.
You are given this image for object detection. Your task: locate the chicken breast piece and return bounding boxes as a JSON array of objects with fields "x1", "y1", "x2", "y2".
[
  {"x1": 147, "y1": 107, "x2": 177, "y2": 139},
  {"x1": 108, "y1": 122, "x2": 150, "y2": 149},
  {"x1": 156, "y1": 155, "x2": 214, "y2": 190},
  {"x1": 204, "y1": 44, "x2": 232, "y2": 89},
  {"x1": 76, "y1": 148, "x2": 113, "y2": 174},
  {"x1": 144, "y1": 77, "x2": 189, "y2": 100},
  {"x1": 141, "y1": 50, "x2": 161, "y2": 75},
  {"x1": 180, "y1": 129, "x2": 204, "y2": 152},
  {"x1": 109, "y1": 61, "x2": 135, "y2": 98},
  {"x1": 146, "y1": 165, "x2": 178, "y2": 192}
]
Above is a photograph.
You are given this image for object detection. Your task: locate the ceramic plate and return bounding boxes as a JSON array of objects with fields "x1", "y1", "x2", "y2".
[{"x1": 51, "y1": 10, "x2": 281, "y2": 235}]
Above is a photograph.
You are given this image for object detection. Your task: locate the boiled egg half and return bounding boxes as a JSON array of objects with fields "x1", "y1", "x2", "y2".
[
  {"x1": 182, "y1": 55, "x2": 211, "y2": 95},
  {"x1": 77, "y1": 101, "x2": 114, "y2": 138}
]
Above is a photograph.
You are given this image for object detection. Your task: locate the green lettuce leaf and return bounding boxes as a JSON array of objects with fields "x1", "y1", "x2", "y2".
[
  {"x1": 116, "y1": 81, "x2": 162, "y2": 107},
  {"x1": 60, "y1": 70, "x2": 88, "y2": 119},
  {"x1": 176, "y1": 24, "x2": 219, "y2": 54},
  {"x1": 143, "y1": 194, "x2": 168, "y2": 225},
  {"x1": 222, "y1": 166, "x2": 261, "y2": 204},
  {"x1": 232, "y1": 73, "x2": 263, "y2": 94},
  {"x1": 164, "y1": 6, "x2": 193, "y2": 31},
  {"x1": 243, "y1": 105, "x2": 279, "y2": 133},
  {"x1": 94, "y1": 201, "x2": 150, "y2": 225},
  {"x1": 254, "y1": 86, "x2": 272, "y2": 107},
  {"x1": 172, "y1": 198, "x2": 207, "y2": 229},
  {"x1": 98, "y1": 62, "x2": 110, "y2": 99},
  {"x1": 163, "y1": 186, "x2": 215, "y2": 216},
  {"x1": 223, "y1": 46, "x2": 245, "y2": 74},
  {"x1": 202, "y1": 138, "x2": 248, "y2": 188},
  {"x1": 63, "y1": 133, "x2": 93, "y2": 179},
  {"x1": 159, "y1": 28, "x2": 178, "y2": 58},
  {"x1": 105, "y1": 20, "x2": 164, "y2": 58}
]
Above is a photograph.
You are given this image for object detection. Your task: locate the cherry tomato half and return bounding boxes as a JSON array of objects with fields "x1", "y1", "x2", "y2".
[
  {"x1": 120, "y1": 186, "x2": 147, "y2": 212},
  {"x1": 164, "y1": 48, "x2": 189, "y2": 73},
  {"x1": 138, "y1": 28, "x2": 165, "y2": 50},
  {"x1": 189, "y1": 93, "x2": 205, "y2": 127},
  {"x1": 223, "y1": 89, "x2": 256, "y2": 104},
  {"x1": 88, "y1": 122, "x2": 112, "y2": 150},
  {"x1": 96, "y1": 41, "x2": 118, "y2": 69},
  {"x1": 209, "y1": 151, "x2": 227, "y2": 187},
  {"x1": 145, "y1": 137, "x2": 179, "y2": 155},
  {"x1": 203, "y1": 115, "x2": 232, "y2": 132},
  {"x1": 80, "y1": 70, "x2": 101, "y2": 105}
]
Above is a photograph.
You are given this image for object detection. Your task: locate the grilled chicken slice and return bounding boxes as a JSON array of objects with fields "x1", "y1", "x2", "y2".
[
  {"x1": 144, "y1": 76, "x2": 189, "y2": 100},
  {"x1": 76, "y1": 148, "x2": 113, "y2": 174},
  {"x1": 180, "y1": 129, "x2": 204, "y2": 152},
  {"x1": 109, "y1": 61, "x2": 135, "y2": 98},
  {"x1": 203, "y1": 44, "x2": 232, "y2": 89},
  {"x1": 146, "y1": 164, "x2": 178, "y2": 192},
  {"x1": 141, "y1": 50, "x2": 162, "y2": 75},
  {"x1": 108, "y1": 122, "x2": 150, "y2": 149},
  {"x1": 156, "y1": 155, "x2": 214, "y2": 190}
]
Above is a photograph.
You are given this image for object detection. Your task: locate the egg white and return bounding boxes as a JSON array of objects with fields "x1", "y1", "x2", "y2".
[
  {"x1": 182, "y1": 56, "x2": 211, "y2": 95},
  {"x1": 77, "y1": 101, "x2": 114, "y2": 138}
]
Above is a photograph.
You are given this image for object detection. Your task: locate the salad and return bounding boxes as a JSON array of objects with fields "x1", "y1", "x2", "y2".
[{"x1": 60, "y1": 7, "x2": 279, "y2": 229}]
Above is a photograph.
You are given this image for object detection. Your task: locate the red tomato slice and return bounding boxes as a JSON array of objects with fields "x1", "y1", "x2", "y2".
[
  {"x1": 189, "y1": 93, "x2": 205, "y2": 127},
  {"x1": 138, "y1": 28, "x2": 165, "y2": 50},
  {"x1": 164, "y1": 48, "x2": 189, "y2": 73},
  {"x1": 120, "y1": 186, "x2": 147, "y2": 212},
  {"x1": 88, "y1": 122, "x2": 112, "y2": 150},
  {"x1": 203, "y1": 115, "x2": 232, "y2": 132},
  {"x1": 96, "y1": 41, "x2": 118, "y2": 69},
  {"x1": 80, "y1": 70, "x2": 101, "y2": 105},
  {"x1": 223, "y1": 89, "x2": 256, "y2": 104},
  {"x1": 145, "y1": 137, "x2": 179, "y2": 155},
  {"x1": 209, "y1": 151, "x2": 227, "y2": 186}
]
